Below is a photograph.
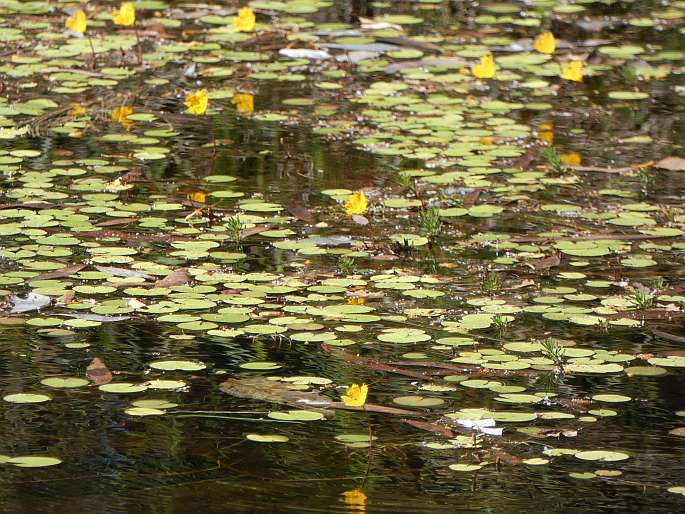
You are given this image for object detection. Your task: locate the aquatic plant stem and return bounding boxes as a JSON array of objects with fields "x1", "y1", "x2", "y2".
[
  {"x1": 134, "y1": 26, "x2": 143, "y2": 65},
  {"x1": 87, "y1": 36, "x2": 97, "y2": 69},
  {"x1": 362, "y1": 407, "x2": 372, "y2": 488}
]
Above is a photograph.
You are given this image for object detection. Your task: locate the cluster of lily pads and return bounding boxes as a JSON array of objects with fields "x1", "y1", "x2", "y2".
[{"x1": 1, "y1": 0, "x2": 685, "y2": 501}]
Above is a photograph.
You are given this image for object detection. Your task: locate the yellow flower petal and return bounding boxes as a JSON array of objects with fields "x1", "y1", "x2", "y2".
[
  {"x1": 560, "y1": 152, "x2": 582, "y2": 166},
  {"x1": 341, "y1": 383, "x2": 368, "y2": 407},
  {"x1": 111, "y1": 105, "x2": 134, "y2": 130},
  {"x1": 533, "y1": 31, "x2": 555, "y2": 54},
  {"x1": 68, "y1": 102, "x2": 86, "y2": 116},
  {"x1": 231, "y1": 93, "x2": 254, "y2": 114},
  {"x1": 472, "y1": 54, "x2": 496, "y2": 79},
  {"x1": 185, "y1": 89, "x2": 208, "y2": 115},
  {"x1": 66, "y1": 9, "x2": 87, "y2": 33},
  {"x1": 341, "y1": 489, "x2": 367, "y2": 512},
  {"x1": 344, "y1": 191, "x2": 367, "y2": 216},
  {"x1": 188, "y1": 192, "x2": 207, "y2": 203},
  {"x1": 233, "y1": 6, "x2": 256, "y2": 32},
  {"x1": 112, "y1": 2, "x2": 136, "y2": 26},
  {"x1": 560, "y1": 60, "x2": 584, "y2": 82}
]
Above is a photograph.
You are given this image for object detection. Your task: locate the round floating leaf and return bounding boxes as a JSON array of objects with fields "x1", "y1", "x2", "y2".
[
  {"x1": 240, "y1": 361, "x2": 282, "y2": 370},
  {"x1": 145, "y1": 379, "x2": 186, "y2": 390},
  {"x1": 133, "y1": 399, "x2": 178, "y2": 409},
  {"x1": 268, "y1": 410, "x2": 324, "y2": 421},
  {"x1": 574, "y1": 450, "x2": 630, "y2": 462},
  {"x1": 625, "y1": 366, "x2": 667, "y2": 377},
  {"x1": 592, "y1": 394, "x2": 631, "y2": 403},
  {"x1": 492, "y1": 411, "x2": 537, "y2": 422},
  {"x1": 40, "y1": 377, "x2": 89, "y2": 388},
  {"x1": 246, "y1": 433, "x2": 289, "y2": 443},
  {"x1": 3, "y1": 393, "x2": 51, "y2": 403},
  {"x1": 8, "y1": 456, "x2": 62, "y2": 467},
  {"x1": 98, "y1": 383, "x2": 148, "y2": 394},
  {"x1": 523, "y1": 458, "x2": 549, "y2": 465},
  {"x1": 392, "y1": 396, "x2": 444, "y2": 407},
  {"x1": 448, "y1": 463, "x2": 485, "y2": 472},
  {"x1": 125, "y1": 407, "x2": 166, "y2": 416},
  {"x1": 149, "y1": 360, "x2": 207, "y2": 371}
]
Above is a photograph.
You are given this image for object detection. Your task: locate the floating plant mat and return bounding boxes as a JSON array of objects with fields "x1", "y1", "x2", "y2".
[{"x1": 0, "y1": 0, "x2": 684, "y2": 511}]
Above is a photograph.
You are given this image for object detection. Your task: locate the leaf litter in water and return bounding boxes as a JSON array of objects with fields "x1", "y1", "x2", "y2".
[{"x1": 0, "y1": 0, "x2": 684, "y2": 501}]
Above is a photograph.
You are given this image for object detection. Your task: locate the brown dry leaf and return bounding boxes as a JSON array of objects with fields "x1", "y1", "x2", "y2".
[
  {"x1": 58, "y1": 290, "x2": 76, "y2": 305},
  {"x1": 154, "y1": 268, "x2": 191, "y2": 288},
  {"x1": 0, "y1": 317, "x2": 26, "y2": 325},
  {"x1": 669, "y1": 427, "x2": 685, "y2": 437},
  {"x1": 559, "y1": 398, "x2": 592, "y2": 411},
  {"x1": 656, "y1": 156, "x2": 685, "y2": 171},
  {"x1": 286, "y1": 204, "x2": 316, "y2": 223},
  {"x1": 533, "y1": 251, "x2": 561, "y2": 270},
  {"x1": 86, "y1": 357, "x2": 113, "y2": 385},
  {"x1": 239, "y1": 226, "x2": 273, "y2": 239},
  {"x1": 504, "y1": 279, "x2": 535, "y2": 291},
  {"x1": 28, "y1": 264, "x2": 86, "y2": 282},
  {"x1": 462, "y1": 189, "x2": 482, "y2": 209},
  {"x1": 402, "y1": 419, "x2": 454, "y2": 438},
  {"x1": 492, "y1": 451, "x2": 523, "y2": 466}
]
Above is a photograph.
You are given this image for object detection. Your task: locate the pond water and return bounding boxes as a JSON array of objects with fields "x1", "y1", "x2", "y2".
[{"x1": 1, "y1": 0, "x2": 685, "y2": 512}]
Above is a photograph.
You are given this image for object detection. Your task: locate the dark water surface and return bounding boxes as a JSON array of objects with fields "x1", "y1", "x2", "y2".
[{"x1": 1, "y1": 0, "x2": 685, "y2": 512}]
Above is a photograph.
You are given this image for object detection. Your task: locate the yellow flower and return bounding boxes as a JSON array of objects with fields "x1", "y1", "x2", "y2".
[
  {"x1": 560, "y1": 152, "x2": 582, "y2": 166},
  {"x1": 185, "y1": 89, "x2": 208, "y2": 115},
  {"x1": 344, "y1": 191, "x2": 367, "y2": 216},
  {"x1": 188, "y1": 192, "x2": 206, "y2": 203},
  {"x1": 66, "y1": 9, "x2": 87, "y2": 34},
  {"x1": 533, "y1": 31, "x2": 555, "y2": 54},
  {"x1": 68, "y1": 102, "x2": 86, "y2": 116},
  {"x1": 472, "y1": 54, "x2": 496, "y2": 79},
  {"x1": 231, "y1": 93, "x2": 254, "y2": 114},
  {"x1": 347, "y1": 297, "x2": 366, "y2": 305},
  {"x1": 538, "y1": 122, "x2": 554, "y2": 145},
  {"x1": 341, "y1": 489, "x2": 367, "y2": 512},
  {"x1": 111, "y1": 105, "x2": 134, "y2": 130},
  {"x1": 112, "y1": 2, "x2": 136, "y2": 26},
  {"x1": 233, "y1": 6, "x2": 256, "y2": 32},
  {"x1": 560, "y1": 60, "x2": 584, "y2": 82},
  {"x1": 341, "y1": 383, "x2": 368, "y2": 407}
]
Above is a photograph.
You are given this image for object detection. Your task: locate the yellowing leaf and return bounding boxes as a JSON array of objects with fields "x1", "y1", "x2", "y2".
[
  {"x1": 66, "y1": 9, "x2": 87, "y2": 34},
  {"x1": 233, "y1": 6, "x2": 256, "y2": 32},
  {"x1": 185, "y1": 89, "x2": 208, "y2": 115},
  {"x1": 341, "y1": 383, "x2": 368, "y2": 407},
  {"x1": 344, "y1": 191, "x2": 367, "y2": 215},
  {"x1": 560, "y1": 60, "x2": 584, "y2": 82},
  {"x1": 533, "y1": 31, "x2": 555, "y2": 54},
  {"x1": 232, "y1": 93, "x2": 254, "y2": 114},
  {"x1": 472, "y1": 54, "x2": 496, "y2": 79},
  {"x1": 112, "y1": 2, "x2": 136, "y2": 26}
]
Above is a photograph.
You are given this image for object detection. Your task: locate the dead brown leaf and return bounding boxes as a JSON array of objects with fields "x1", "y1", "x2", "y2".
[
  {"x1": 28, "y1": 264, "x2": 86, "y2": 282},
  {"x1": 656, "y1": 156, "x2": 685, "y2": 171},
  {"x1": 154, "y1": 267, "x2": 191, "y2": 288},
  {"x1": 86, "y1": 357, "x2": 112, "y2": 385}
]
